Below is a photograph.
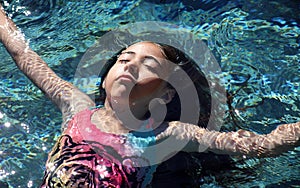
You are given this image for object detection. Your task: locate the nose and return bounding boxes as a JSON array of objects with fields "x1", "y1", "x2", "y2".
[{"x1": 124, "y1": 59, "x2": 139, "y2": 77}]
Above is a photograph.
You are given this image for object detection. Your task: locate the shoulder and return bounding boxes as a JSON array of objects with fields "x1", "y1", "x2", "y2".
[{"x1": 61, "y1": 106, "x2": 101, "y2": 131}]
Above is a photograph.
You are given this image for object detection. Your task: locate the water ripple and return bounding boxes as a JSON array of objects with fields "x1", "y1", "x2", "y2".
[{"x1": 0, "y1": 1, "x2": 299, "y2": 187}]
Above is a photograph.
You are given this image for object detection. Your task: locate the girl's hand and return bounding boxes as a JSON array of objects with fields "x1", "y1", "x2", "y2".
[
  {"x1": 156, "y1": 121, "x2": 300, "y2": 157},
  {"x1": 0, "y1": 3, "x2": 95, "y2": 128},
  {"x1": 0, "y1": 4, "x2": 20, "y2": 45}
]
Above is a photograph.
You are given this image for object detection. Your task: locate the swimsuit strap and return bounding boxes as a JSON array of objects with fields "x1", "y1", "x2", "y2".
[{"x1": 89, "y1": 104, "x2": 104, "y2": 110}]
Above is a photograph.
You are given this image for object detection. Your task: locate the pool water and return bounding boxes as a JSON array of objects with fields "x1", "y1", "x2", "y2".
[{"x1": 0, "y1": 0, "x2": 299, "y2": 187}]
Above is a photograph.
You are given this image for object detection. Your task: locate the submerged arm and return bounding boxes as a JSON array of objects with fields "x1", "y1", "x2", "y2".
[
  {"x1": 0, "y1": 5, "x2": 94, "y2": 125},
  {"x1": 157, "y1": 121, "x2": 300, "y2": 157}
]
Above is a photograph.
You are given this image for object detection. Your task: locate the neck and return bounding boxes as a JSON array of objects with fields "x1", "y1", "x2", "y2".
[{"x1": 104, "y1": 98, "x2": 148, "y2": 131}]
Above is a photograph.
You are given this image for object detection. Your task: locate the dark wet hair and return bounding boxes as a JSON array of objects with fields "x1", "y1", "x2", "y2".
[{"x1": 98, "y1": 42, "x2": 211, "y2": 128}]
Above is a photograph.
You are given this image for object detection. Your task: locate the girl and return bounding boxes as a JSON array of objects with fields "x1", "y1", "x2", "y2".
[{"x1": 0, "y1": 5, "x2": 299, "y2": 187}]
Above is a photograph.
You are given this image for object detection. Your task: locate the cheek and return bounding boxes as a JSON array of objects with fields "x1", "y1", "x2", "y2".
[{"x1": 104, "y1": 66, "x2": 119, "y2": 87}]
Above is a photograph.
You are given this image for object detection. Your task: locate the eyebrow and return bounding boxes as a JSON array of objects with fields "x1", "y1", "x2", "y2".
[
  {"x1": 120, "y1": 51, "x2": 162, "y2": 67},
  {"x1": 120, "y1": 51, "x2": 135, "y2": 55}
]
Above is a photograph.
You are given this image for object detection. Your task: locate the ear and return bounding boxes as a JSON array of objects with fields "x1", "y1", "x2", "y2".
[
  {"x1": 102, "y1": 79, "x2": 106, "y2": 89},
  {"x1": 161, "y1": 89, "x2": 175, "y2": 104}
]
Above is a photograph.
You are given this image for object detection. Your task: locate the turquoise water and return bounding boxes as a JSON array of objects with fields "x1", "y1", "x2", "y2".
[{"x1": 0, "y1": 0, "x2": 299, "y2": 187}]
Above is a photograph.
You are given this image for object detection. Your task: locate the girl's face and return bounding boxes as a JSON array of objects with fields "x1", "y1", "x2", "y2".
[{"x1": 103, "y1": 42, "x2": 174, "y2": 112}]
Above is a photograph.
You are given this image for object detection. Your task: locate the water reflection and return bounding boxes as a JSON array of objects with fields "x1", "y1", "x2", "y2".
[{"x1": 0, "y1": 0, "x2": 299, "y2": 187}]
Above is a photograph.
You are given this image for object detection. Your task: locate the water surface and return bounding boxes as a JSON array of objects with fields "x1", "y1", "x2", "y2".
[{"x1": 0, "y1": 0, "x2": 299, "y2": 187}]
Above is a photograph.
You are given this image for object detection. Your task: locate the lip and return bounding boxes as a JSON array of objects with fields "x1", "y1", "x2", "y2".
[{"x1": 117, "y1": 74, "x2": 136, "y2": 83}]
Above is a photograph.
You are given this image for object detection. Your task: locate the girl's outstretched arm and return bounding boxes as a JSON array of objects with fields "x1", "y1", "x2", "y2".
[
  {"x1": 157, "y1": 121, "x2": 300, "y2": 157},
  {"x1": 0, "y1": 5, "x2": 95, "y2": 127}
]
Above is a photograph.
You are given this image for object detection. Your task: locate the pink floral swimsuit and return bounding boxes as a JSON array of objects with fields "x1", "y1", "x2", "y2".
[{"x1": 41, "y1": 108, "x2": 156, "y2": 188}]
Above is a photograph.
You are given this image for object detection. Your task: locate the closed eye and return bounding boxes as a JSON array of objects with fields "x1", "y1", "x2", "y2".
[
  {"x1": 119, "y1": 59, "x2": 129, "y2": 63},
  {"x1": 145, "y1": 64, "x2": 158, "y2": 73},
  {"x1": 143, "y1": 58, "x2": 160, "y2": 73}
]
